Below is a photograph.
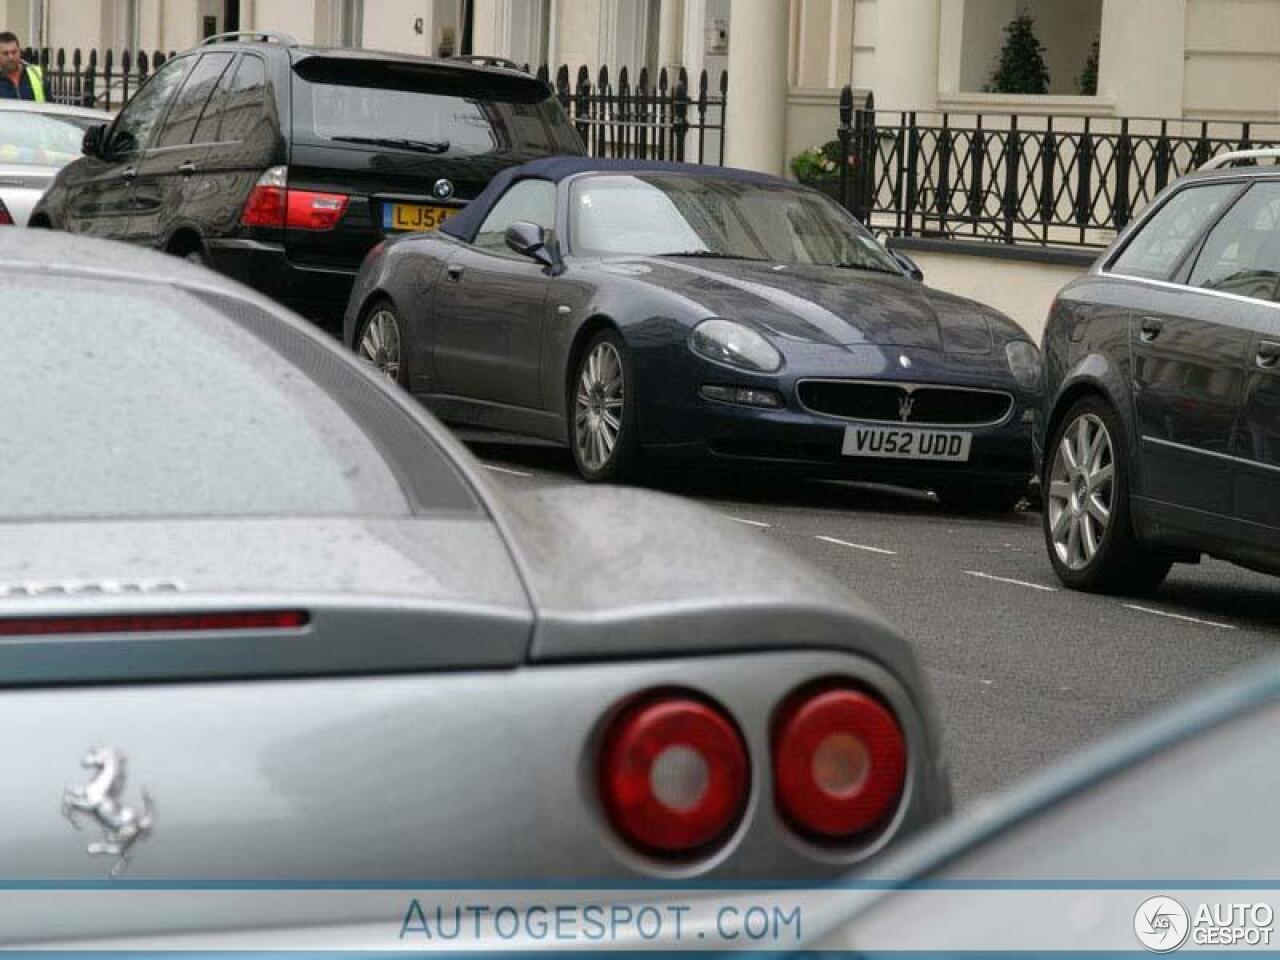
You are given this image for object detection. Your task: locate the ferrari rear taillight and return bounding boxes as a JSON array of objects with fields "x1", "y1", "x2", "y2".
[
  {"x1": 599, "y1": 693, "x2": 749, "y2": 855},
  {"x1": 0, "y1": 610, "x2": 310, "y2": 637},
  {"x1": 240, "y1": 166, "x2": 348, "y2": 231},
  {"x1": 772, "y1": 684, "x2": 906, "y2": 841}
]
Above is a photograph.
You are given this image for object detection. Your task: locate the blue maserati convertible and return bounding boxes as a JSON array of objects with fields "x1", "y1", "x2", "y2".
[{"x1": 344, "y1": 158, "x2": 1042, "y2": 510}]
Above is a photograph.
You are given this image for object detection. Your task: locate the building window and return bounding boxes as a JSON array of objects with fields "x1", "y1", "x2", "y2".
[
  {"x1": 330, "y1": 0, "x2": 363, "y2": 47},
  {"x1": 503, "y1": 0, "x2": 550, "y2": 68},
  {"x1": 27, "y1": 0, "x2": 47, "y2": 49},
  {"x1": 124, "y1": 0, "x2": 139, "y2": 52},
  {"x1": 960, "y1": 0, "x2": 1102, "y2": 96},
  {"x1": 600, "y1": 0, "x2": 660, "y2": 73}
]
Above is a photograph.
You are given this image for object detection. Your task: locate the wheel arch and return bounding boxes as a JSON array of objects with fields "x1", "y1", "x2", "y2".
[
  {"x1": 1044, "y1": 354, "x2": 1136, "y2": 477},
  {"x1": 164, "y1": 226, "x2": 207, "y2": 260},
  {"x1": 562, "y1": 314, "x2": 621, "y2": 415}
]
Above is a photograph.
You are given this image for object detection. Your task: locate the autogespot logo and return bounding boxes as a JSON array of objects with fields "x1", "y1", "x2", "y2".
[{"x1": 1135, "y1": 896, "x2": 1191, "y2": 953}]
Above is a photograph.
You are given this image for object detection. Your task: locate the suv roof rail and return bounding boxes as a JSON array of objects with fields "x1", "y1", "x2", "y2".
[
  {"x1": 1199, "y1": 148, "x2": 1280, "y2": 171},
  {"x1": 446, "y1": 54, "x2": 524, "y2": 71},
  {"x1": 201, "y1": 30, "x2": 297, "y2": 47}
]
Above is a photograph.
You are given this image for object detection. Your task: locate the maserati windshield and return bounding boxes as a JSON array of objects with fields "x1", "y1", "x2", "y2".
[{"x1": 568, "y1": 173, "x2": 901, "y2": 272}]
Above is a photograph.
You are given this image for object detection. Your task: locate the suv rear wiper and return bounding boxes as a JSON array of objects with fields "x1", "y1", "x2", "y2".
[
  {"x1": 331, "y1": 136, "x2": 451, "y2": 154},
  {"x1": 830, "y1": 260, "x2": 900, "y2": 275},
  {"x1": 658, "y1": 251, "x2": 770, "y2": 261}
]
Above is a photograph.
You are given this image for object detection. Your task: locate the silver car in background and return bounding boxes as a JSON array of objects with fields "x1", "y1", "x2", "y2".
[
  {"x1": 0, "y1": 232, "x2": 949, "y2": 944},
  {"x1": 0, "y1": 99, "x2": 110, "y2": 225}
]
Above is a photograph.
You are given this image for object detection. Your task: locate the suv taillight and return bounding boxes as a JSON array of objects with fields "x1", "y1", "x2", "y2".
[
  {"x1": 241, "y1": 166, "x2": 287, "y2": 227},
  {"x1": 240, "y1": 167, "x2": 349, "y2": 231}
]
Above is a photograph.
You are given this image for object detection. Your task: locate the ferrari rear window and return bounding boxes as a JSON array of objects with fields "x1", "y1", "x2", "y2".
[{"x1": 0, "y1": 275, "x2": 422, "y2": 520}]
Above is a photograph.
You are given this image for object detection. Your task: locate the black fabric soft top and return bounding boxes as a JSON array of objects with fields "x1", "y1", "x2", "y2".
[{"x1": 438, "y1": 156, "x2": 793, "y2": 243}]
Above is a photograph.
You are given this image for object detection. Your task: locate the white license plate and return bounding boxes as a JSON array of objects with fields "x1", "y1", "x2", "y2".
[{"x1": 841, "y1": 425, "x2": 972, "y2": 462}]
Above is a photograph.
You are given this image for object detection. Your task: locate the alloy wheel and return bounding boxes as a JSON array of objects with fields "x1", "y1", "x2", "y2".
[
  {"x1": 358, "y1": 308, "x2": 402, "y2": 383},
  {"x1": 1047, "y1": 413, "x2": 1115, "y2": 570},
  {"x1": 574, "y1": 341, "x2": 625, "y2": 473}
]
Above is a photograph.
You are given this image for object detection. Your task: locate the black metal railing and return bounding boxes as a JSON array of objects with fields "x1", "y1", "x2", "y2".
[
  {"x1": 533, "y1": 64, "x2": 727, "y2": 165},
  {"x1": 23, "y1": 46, "x2": 176, "y2": 112},
  {"x1": 834, "y1": 87, "x2": 1280, "y2": 249}
]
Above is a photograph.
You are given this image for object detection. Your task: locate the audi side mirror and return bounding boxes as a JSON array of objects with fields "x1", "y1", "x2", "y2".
[
  {"x1": 81, "y1": 123, "x2": 106, "y2": 158},
  {"x1": 892, "y1": 250, "x2": 924, "y2": 282},
  {"x1": 505, "y1": 220, "x2": 560, "y2": 271}
]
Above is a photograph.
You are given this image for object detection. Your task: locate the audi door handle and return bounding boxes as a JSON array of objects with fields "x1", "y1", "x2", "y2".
[
  {"x1": 177, "y1": 161, "x2": 198, "y2": 177},
  {"x1": 1139, "y1": 316, "x2": 1164, "y2": 342},
  {"x1": 121, "y1": 166, "x2": 137, "y2": 183},
  {"x1": 1258, "y1": 340, "x2": 1280, "y2": 368},
  {"x1": 446, "y1": 264, "x2": 464, "y2": 282}
]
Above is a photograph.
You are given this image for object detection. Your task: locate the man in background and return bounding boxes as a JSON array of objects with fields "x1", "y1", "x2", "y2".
[{"x1": 0, "y1": 32, "x2": 46, "y2": 101}]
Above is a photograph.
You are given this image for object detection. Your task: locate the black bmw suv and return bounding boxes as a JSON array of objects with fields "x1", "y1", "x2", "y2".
[{"x1": 32, "y1": 32, "x2": 584, "y2": 326}]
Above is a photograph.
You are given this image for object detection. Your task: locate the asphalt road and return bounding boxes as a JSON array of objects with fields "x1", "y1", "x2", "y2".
[{"x1": 462, "y1": 433, "x2": 1280, "y2": 808}]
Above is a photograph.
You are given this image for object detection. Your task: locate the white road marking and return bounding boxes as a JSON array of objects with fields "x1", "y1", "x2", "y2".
[
  {"x1": 964, "y1": 570, "x2": 1058, "y2": 592},
  {"x1": 723, "y1": 515, "x2": 772, "y2": 529},
  {"x1": 482, "y1": 464, "x2": 534, "y2": 478},
  {"x1": 815, "y1": 535, "x2": 897, "y2": 556},
  {"x1": 1123, "y1": 604, "x2": 1237, "y2": 631}
]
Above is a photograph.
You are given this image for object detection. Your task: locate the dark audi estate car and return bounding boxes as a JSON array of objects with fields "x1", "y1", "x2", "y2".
[
  {"x1": 32, "y1": 32, "x2": 583, "y2": 325},
  {"x1": 1042, "y1": 153, "x2": 1280, "y2": 592}
]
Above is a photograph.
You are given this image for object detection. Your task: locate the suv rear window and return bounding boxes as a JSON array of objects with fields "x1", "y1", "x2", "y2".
[
  {"x1": 0, "y1": 274, "x2": 459, "y2": 521},
  {"x1": 292, "y1": 57, "x2": 583, "y2": 155}
]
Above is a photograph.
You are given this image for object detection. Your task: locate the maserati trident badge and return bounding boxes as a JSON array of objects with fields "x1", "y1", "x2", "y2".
[
  {"x1": 432, "y1": 178, "x2": 455, "y2": 200},
  {"x1": 62, "y1": 746, "x2": 155, "y2": 877},
  {"x1": 898, "y1": 393, "x2": 916, "y2": 423}
]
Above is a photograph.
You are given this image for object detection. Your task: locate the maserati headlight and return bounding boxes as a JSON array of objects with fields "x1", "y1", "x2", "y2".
[
  {"x1": 1005, "y1": 340, "x2": 1043, "y2": 390},
  {"x1": 690, "y1": 319, "x2": 783, "y2": 373}
]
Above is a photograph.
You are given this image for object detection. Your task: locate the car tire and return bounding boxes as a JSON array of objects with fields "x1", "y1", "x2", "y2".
[
  {"x1": 935, "y1": 481, "x2": 1026, "y2": 514},
  {"x1": 355, "y1": 300, "x2": 409, "y2": 389},
  {"x1": 569, "y1": 328, "x2": 640, "y2": 483},
  {"x1": 1043, "y1": 396, "x2": 1171, "y2": 594}
]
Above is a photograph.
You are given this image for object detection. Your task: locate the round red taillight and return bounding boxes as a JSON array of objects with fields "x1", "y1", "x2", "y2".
[
  {"x1": 773, "y1": 686, "x2": 906, "y2": 840},
  {"x1": 599, "y1": 695, "x2": 749, "y2": 855}
]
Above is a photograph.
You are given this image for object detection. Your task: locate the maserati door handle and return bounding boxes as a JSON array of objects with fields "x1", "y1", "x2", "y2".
[
  {"x1": 1138, "y1": 316, "x2": 1164, "y2": 343},
  {"x1": 1258, "y1": 340, "x2": 1280, "y2": 368},
  {"x1": 446, "y1": 264, "x2": 464, "y2": 282}
]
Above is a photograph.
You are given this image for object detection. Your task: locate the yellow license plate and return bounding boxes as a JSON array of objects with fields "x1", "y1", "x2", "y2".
[{"x1": 384, "y1": 203, "x2": 456, "y2": 232}]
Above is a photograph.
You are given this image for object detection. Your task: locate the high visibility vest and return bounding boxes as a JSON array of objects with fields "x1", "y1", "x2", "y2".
[{"x1": 26, "y1": 65, "x2": 44, "y2": 103}]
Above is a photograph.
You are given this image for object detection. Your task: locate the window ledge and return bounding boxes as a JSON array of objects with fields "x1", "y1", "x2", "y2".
[
  {"x1": 936, "y1": 92, "x2": 1118, "y2": 116},
  {"x1": 787, "y1": 86, "x2": 869, "y2": 107}
]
